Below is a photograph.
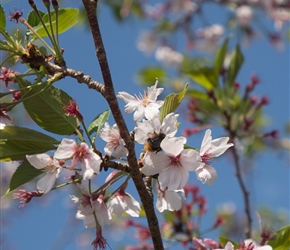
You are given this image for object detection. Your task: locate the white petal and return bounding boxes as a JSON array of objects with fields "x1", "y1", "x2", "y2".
[
  {"x1": 117, "y1": 91, "x2": 137, "y2": 104},
  {"x1": 124, "y1": 194, "x2": 141, "y2": 217},
  {"x1": 161, "y1": 136, "x2": 186, "y2": 157},
  {"x1": 54, "y1": 138, "x2": 76, "y2": 159},
  {"x1": 159, "y1": 166, "x2": 189, "y2": 191},
  {"x1": 208, "y1": 137, "x2": 233, "y2": 157},
  {"x1": 133, "y1": 106, "x2": 145, "y2": 121},
  {"x1": 200, "y1": 129, "x2": 212, "y2": 155},
  {"x1": 37, "y1": 171, "x2": 58, "y2": 194},
  {"x1": 161, "y1": 113, "x2": 179, "y2": 137},
  {"x1": 26, "y1": 154, "x2": 52, "y2": 169},
  {"x1": 134, "y1": 120, "x2": 154, "y2": 144},
  {"x1": 180, "y1": 149, "x2": 200, "y2": 171},
  {"x1": 196, "y1": 165, "x2": 217, "y2": 185},
  {"x1": 144, "y1": 103, "x2": 162, "y2": 120},
  {"x1": 107, "y1": 197, "x2": 124, "y2": 216},
  {"x1": 142, "y1": 152, "x2": 170, "y2": 175},
  {"x1": 147, "y1": 80, "x2": 164, "y2": 101}
]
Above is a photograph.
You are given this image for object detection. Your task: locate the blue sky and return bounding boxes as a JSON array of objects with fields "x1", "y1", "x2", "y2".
[{"x1": 1, "y1": 1, "x2": 289, "y2": 249}]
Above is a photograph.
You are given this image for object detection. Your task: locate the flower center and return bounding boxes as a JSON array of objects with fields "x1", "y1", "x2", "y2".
[
  {"x1": 170, "y1": 154, "x2": 182, "y2": 167},
  {"x1": 74, "y1": 145, "x2": 88, "y2": 160}
]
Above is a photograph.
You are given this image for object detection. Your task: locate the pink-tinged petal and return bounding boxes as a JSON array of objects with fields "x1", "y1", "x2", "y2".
[
  {"x1": 223, "y1": 242, "x2": 234, "y2": 250},
  {"x1": 161, "y1": 136, "x2": 186, "y2": 157},
  {"x1": 142, "y1": 152, "x2": 170, "y2": 175},
  {"x1": 36, "y1": 171, "x2": 58, "y2": 194},
  {"x1": 180, "y1": 149, "x2": 200, "y2": 171},
  {"x1": 124, "y1": 194, "x2": 141, "y2": 217},
  {"x1": 196, "y1": 165, "x2": 217, "y2": 185},
  {"x1": 26, "y1": 154, "x2": 52, "y2": 169},
  {"x1": 83, "y1": 214, "x2": 96, "y2": 228},
  {"x1": 113, "y1": 144, "x2": 128, "y2": 158},
  {"x1": 200, "y1": 129, "x2": 212, "y2": 155},
  {"x1": 54, "y1": 138, "x2": 76, "y2": 159},
  {"x1": 95, "y1": 203, "x2": 112, "y2": 227},
  {"x1": 159, "y1": 166, "x2": 189, "y2": 191}
]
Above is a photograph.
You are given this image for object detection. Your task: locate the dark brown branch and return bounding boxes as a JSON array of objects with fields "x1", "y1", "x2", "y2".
[{"x1": 81, "y1": 0, "x2": 164, "y2": 249}]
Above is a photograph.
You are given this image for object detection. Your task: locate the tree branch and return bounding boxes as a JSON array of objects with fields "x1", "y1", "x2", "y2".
[{"x1": 81, "y1": 0, "x2": 164, "y2": 248}]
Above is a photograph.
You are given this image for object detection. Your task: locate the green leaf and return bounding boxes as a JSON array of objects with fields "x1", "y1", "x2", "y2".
[
  {"x1": 17, "y1": 77, "x2": 78, "y2": 135},
  {"x1": 227, "y1": 44, "x2": 244, "y2": 86},
  {"x1": 188, "y1": 67, "x2": 217, "y2": 90},
  {"x1": 138, "y1": 66, "x2": 167, "y2": 86},
  {"x1": 88, "y1": 110, "x2": 111, "y2": 136},
  {"x1": 213, "y1": 37, "x2": 230, "y2": 75},
  {"x1": 268, "y1": 225, "x2": 290, "y2": 250},
  {"x1": 160, "y1": 84, "x2": 188, "y2": 122},
  {"x1": 0, "y1": 5, "x2": 6, "y2": 31},
  {"x1": 32, "y1": 8, "x2": 79, "y2": 38},
  {"x1": 27, "y1": 10, "x2": 45, "y2": 27},
  {"x1": 5, "y1": 160, "x2": 44, "y2": 195},
  {"x1": 0, "y1": 126, "x2": 59, "y2": 161}
]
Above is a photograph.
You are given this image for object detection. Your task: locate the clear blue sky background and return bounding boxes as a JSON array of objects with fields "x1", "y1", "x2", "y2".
[{"x1": 1, "y1": 1, "x2": 289, "y2": 249}]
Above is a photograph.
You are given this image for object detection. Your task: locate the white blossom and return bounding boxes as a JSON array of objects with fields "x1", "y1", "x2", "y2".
[
  {"x1": 107, "y1": 191, "x2": 141, "y2": 217},
  {"x1": 193, "y1": 129, "x2": 233, "y2": 185},
  {"x1": 71, "y1": 185, "x2": 112, "y2": 228},
  {"x1": 26, "y1": 154, "x2": 62, "y2": 194},
  {"x1": 54, "y1": 138, "x2": 102, "y2": 180},
  {"x1": 155, "y1": 46, "x2": 184, "y2": 67},
  {"x1": 156, "y1": 188, "x2": 184, "y2": 212},
  {"x1": 134, "y1": 112, "x2": 179, "y2": 145},
  {"x1": 137, "y1": 31, "x2": 158, "y2": 54},
  {"x1": 100, "y1": 122, "x2": 128, "y2": 158},
  {"x1": 142, "y1": 136, "x2": 199, "y2": 191},
  {"x1": 117, "y1": 80, "x2": 164, "y2": 121},
  {"x1": 236, "y1": 5, "x2": 253, "y2": 26}
]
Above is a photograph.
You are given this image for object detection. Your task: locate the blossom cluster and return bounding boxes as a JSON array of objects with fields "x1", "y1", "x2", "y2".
[{"x1": 118, "y1": 81, "x2": 233, "y2": 212}]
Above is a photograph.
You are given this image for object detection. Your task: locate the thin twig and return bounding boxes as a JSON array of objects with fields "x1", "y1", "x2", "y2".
[
  {"x1": 81, "y1": 0, "x2": 164, "y2": 248},
  {"x1": 231, "y1": 144, "x2": 252, "y2": 238}
]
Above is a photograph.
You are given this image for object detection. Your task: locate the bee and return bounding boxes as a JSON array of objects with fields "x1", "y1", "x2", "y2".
[{"x1": 144, "y1": 132, "x2": 166, "y2": 153}]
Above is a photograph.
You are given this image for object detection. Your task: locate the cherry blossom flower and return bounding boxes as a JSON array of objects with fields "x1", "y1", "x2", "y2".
[
  {"x1": 117, "y1": 80, "x2": 164, "y2": 121},
  {"x1": 107, "y1": 190, "x2": 141, "y2": 217},
  {"x1": 196, "y1": 24, "x2": 224, "y2": 53},
  {"x1": 137, "y1": 31, "x2": 158, "y2": 55},
  {"x1": 155, "y1": 46, "x2": 184, "y2": 67},
  {"x1": 194, "y1": 129, "x2": 234, "y2": 185},
  {"x1": 54, "y1": 138, "x2": 102, "y2": 180},
  {"x1": 134, "y1": 112, "x2": 179, "y2": 145},
  {"x1": 26, "y1": 154, "x2": 62, "y2": 194},
  {"x1": 142, "y1": 136, "x2": 199, "y2": 191},
  {"x1": 100, "y1": 122, "x2": 128, "y2": 158},
  {"x1": 236, "y1": 5, "x2": 253, "y2": 27},
  {"x1": 156, "y1": 188, "x2": 184, "y2": 213},
  {"x1": 71, "y1": 185, "x2": 112, "y2": 229}
]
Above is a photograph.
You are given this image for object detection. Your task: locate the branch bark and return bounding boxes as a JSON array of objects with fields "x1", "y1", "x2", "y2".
[{"x1": 81, "y1": 0, "x2": 164, "y2": 248}]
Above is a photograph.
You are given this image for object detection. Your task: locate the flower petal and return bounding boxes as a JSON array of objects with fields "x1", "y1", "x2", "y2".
[
  {"x1": 196, "y1": 164, "x2": 217, "y2": 185},
  {"x1": 26, "y1": 154, "x2": 52, "y2": 169},
  {"x1": 142, "y1": 152, "x2": 170, "y2": 175},
  {"x1": 37, "y1": 171, "x2": 58, "y2": 194},
  {"x1": 159, "y1": 166, "x2": 189, "y2": 191},
  {"x1": 200, "y1": 129, "x2": 212, "y2": 155},
  {"x1": 161, "y1": 136, "x2": 186, "y2": 157},
  {"x1": 54, "y1": 138, "x2": 76, "y2": 159}
]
